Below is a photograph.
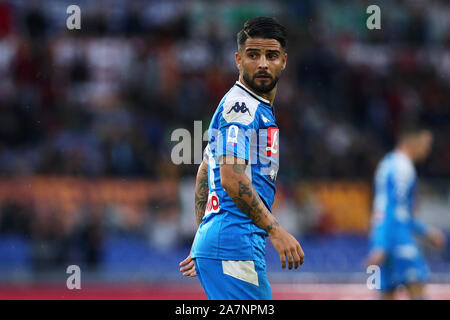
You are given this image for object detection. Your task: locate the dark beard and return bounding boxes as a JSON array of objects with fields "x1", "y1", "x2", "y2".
[{"x1": 243, "y1": 71, "x2": 279, "y2": 94}]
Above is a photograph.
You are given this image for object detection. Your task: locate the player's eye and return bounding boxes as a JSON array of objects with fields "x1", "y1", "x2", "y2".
[
  {"x1": 248, "y1": 53, "x2": 258, "y2": 59},
  {"x1": 268, "y1": 53, "x2": 278, "y2": 60}
]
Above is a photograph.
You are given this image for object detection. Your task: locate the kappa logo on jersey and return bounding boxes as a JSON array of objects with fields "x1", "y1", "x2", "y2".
[
  {"x1": 227, "y1": 102, "x2": 251, "y2": 116},
  {"x1": 266, "y1": 127, "x2": 279, "y2": 157},
  {"x1": 204, "y1": 192, "x2": 220, "y2": 217}
]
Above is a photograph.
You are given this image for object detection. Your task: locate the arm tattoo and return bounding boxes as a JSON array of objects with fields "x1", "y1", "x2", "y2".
[
  {"x1": 231, "y1": 179, "x2": 279, "y2": 233},
  {"x1": 231, "y1": 197, "x2": 261, "y2": 224},
  {"x1": 222, "y1": 160, "x2": 279, "y2": 234},
  {"x1": 195, "y1": 164, "x2": 209, "y2": 226},
  {"x1": 264, "y1": 221, "x2": 280, "y2": 234},
  {"x1": 238, "y1": 181, "x2": 252, "y2": 198}
]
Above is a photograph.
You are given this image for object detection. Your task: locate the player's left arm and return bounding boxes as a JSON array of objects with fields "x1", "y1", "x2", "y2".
[
  {"x1": 220, "y1": 157, "x2": 305, "y2": 270},
  {"x1": 411, "y1": 218, "x2": 446, "y2": 249},
  {"x1": 394, "y1": 163, "x2": 446, "y2": 249},
  {"x1": 408, "y1": 177, "x2": 446, "y2": 249}
]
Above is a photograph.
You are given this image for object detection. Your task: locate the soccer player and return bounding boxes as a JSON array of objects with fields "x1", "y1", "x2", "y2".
[
  {"x1": 179, "y1": 17, "x2": 305, "y2": 300},
  {"x1": 366, "y1": 127, "x2": 446, "y2": 299}
]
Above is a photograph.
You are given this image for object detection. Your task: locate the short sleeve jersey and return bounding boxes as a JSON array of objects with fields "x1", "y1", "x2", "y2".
[
  {"x1": 370, "y1": 151, "x2": 428, "y2": 256},
  {"x1": 191, "y1": 81, "x2": 279, "y2": 263}
]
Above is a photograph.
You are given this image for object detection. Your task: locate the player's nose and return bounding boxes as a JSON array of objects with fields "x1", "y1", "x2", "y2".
[{"x1": 258, "y1": 55, "x2": 269, "y2": 69}]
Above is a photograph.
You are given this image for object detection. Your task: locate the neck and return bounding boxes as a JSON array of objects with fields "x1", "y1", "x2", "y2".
[
  {"x1": 239, "y1": 75, "x2": 276, "y2": 106},
  {"x1": 396, "y1": 146, "x2": 414, "y2": 163}
]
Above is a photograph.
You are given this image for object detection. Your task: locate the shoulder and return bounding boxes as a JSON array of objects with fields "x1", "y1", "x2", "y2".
[
  {"x1": 374, "y1": 153, "x2": 392, "y2": 182},
  {"x1": 393, "y1": 152, "x2": 416, "y2": 181},
  {"x1": 220, "y1": 87, "x2": 259, "y2": 126}
]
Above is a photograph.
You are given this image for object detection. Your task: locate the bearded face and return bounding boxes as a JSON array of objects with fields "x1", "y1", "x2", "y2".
[
  {"x1": 236, "y1": 38, "x2": 286, "y2": 96},
  {"x1": 242, "y1": 69, "x2": 280, "y2": 94}
]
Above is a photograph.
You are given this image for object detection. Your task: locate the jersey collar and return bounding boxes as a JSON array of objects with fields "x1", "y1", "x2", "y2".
[{"x1": 235, "y1": 80, "x2": 271, "y2": 106}]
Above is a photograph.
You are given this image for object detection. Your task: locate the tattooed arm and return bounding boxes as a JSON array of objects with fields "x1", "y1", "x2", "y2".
[
  {"x1": 220, "y1": 156, "x2": 305, "y2": 270},
  {"x1": 179, "y1": 157, "x2": 209, "y2": 277},
  {"x1": 195, "y1": 157, "x2": 209, "y2": 227},
  {"x1": 220, "y1": 160, "x2": 279, "y2": 234}
]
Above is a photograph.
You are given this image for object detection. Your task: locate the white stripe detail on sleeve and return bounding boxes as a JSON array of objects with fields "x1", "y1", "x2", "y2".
[
  {"x1": 206, "y1": 145, "x2": 216, "y2": 189},
  {"x1": 222, "y1": 260, "x2": 259, "y2": 286}
]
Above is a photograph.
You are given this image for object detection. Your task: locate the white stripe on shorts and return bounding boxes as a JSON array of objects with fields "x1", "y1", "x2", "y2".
[{"x1": 222, "y1": 260, "x2": 259, "y2": 286}]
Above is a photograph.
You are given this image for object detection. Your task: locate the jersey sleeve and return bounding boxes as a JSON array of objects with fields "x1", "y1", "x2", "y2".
[
  {"x1": 370, "y1": 210, "x2": 390, "y2": 252},
  {"x1": 369, "y1": 166, "x2": 392, "y2": 252},
  {"x1": 203, "y1": 144, "x2": 209, "y2": 161},
  {"x1": 215, "y1": 97, "x2": 258, "y2": 162}
]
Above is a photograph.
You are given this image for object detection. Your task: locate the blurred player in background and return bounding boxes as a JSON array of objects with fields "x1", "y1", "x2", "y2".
[
  {"x1": 179, "y1": 17, "x2": 304, "y2": 300},
  {"x1": 367, "y1": 126, "x2": 446, "y2": 299}
]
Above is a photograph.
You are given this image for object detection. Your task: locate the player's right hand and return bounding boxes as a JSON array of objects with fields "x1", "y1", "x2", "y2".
[
  {"x1": 179, "y1": 252, "x2": 197, "y2": 277},
  {"x1": 269, "y1": 226, "x2": 305, "y2": 270}
]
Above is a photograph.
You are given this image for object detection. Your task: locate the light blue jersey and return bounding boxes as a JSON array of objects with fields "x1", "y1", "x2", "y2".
[
  {"x1": 370, "y1": 151, "x2": 430, "y2": 291},
  {"x1": 191, "y1": 81, "x2": 279, "y2": 265}
]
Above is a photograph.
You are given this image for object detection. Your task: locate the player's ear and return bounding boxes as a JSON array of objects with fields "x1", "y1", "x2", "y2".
[
  {"x1": 281, "y1": 52, "x2": 287, "y2": 70},
  {"x1": 235, "y1": 51, "x2": 242, "y2": 71}
]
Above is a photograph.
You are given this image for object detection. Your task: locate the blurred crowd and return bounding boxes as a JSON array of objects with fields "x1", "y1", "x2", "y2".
[
  {"x1": 0, "y1": 0, "x2": 449, "y2": 272},
  {"x1": 0, "y1": 0, "x2": 449, "y2": 181},
  {"x1": 0, "y1": 198, "x2": 103, "y2": 271}
]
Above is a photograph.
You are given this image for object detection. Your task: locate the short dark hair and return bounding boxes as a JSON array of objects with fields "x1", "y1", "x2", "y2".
[
  {"x1": 237, "y1": 17, "x2": 287, "y2": 51},
  {"x1": 397, "y1": 122, "x2": 430, "y2": 143}
]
